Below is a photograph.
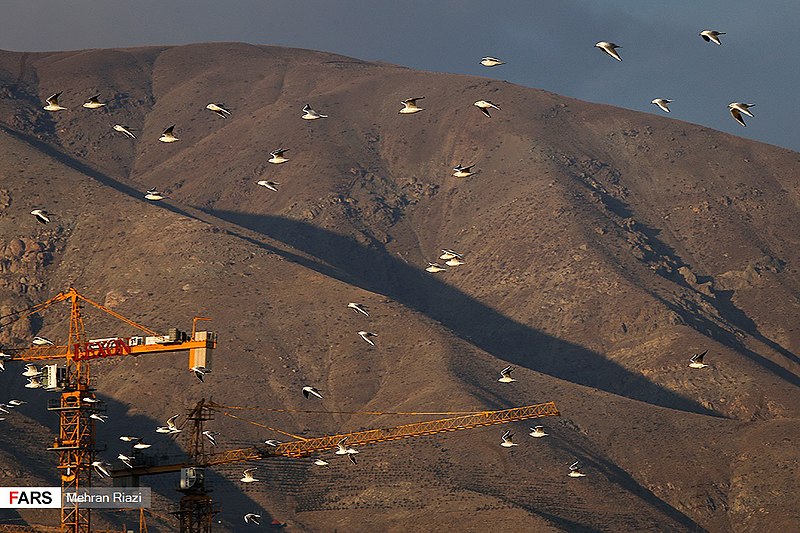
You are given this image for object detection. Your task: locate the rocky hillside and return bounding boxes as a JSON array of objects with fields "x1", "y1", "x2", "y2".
[{"x1": 0, "y1": 43, "x2": 798, "y2": 532}]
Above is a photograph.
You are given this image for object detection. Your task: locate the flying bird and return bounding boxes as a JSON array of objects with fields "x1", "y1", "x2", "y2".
[
  {"x1": 118, "y1": 454, "x2": 134, "y2": 469},
  {"x1": 313, "y1": 458, "x2": 330, "y2": 466},
  {"x1": 92, "y1": 461, "x2": 111, "y2": 478},
  {"x1": 30, "y1": 209, "x2": 50, "y2": 225},
  {"x1": 119, "y1": 436, "x2": 141, "y2": 442},
  {"x1": 480, "y1": 56, "x2": 505, "y2": 67},
  {"x1": 132, "y1": 440, "x2": 152, "y2": 450},
  {"x1": 82, "y1": 397, "x2": 101, "y2": 404},
  {"x1": 156, "y1": 414, "x2": 182, "y2": 434},
  {"x1": 688, "y1": 350, "x2": 709, "y2": 369},
  {"x1": 728, "y1": 102, "x2": 755, "y2": 127},
  {"x1": 7, "y1": 400, "x2": 25, "y2": 407},
  {"x1": 426, "y1": 262, "x2": 447, "y2": 273},
  {"x1": 302, "y1": 104, "x2": 328, "y2": 120},
  {"x1": 264, "y1": 439, "x2": 282, "y2": 447},
  {"x1": 335, "y1": 437, "x2": 359, "y2": 457},
  {"x1": 399, "y1": 97, "x2": 425, "y2": 114},
  {"x1": 25, "y1": 377, "x2": 42, "y2": 389},
  {"x1": 445, "y1": 257, "x2": 465, "y2": 267},
  {"x1": 473, "y1": 100, "x2": 500, "y2": 118},
  {"x1": 206, "y1": 103, "x2": 231, "y2": 118},
  {"x1": 158, "y1": 125, "x2": 179, "y2": 143},
  {"x1": 43, "y1": 92, "x2": 67, "y2": 111},
  {"x1": 22, "y1": 364, "x2": 42, "y2": 377},
  {"x1": 240, "y1": 468, "x2": 259, "y2": 483},
  {"x1": 651, "y1": 98, "x2": 672, "y2": 113},
  {"x1": 256, "y1": 180, "x2": 279, "y2": 191},
  {"x1": 244, "y1": 513, "x2": 261, "y2": 525},
  {"x1": 439, "y1": 250, "x2": 463, "y2": 261},
  {"x1": 268, "y1": 148, "x2": 289, "y2": 164},
  {"x1": 500, "y1": 430, "x2": 519, "y2": 448},
  {"x1": 700, "y1": 30, "x2": 726, "y2": 45},
  {"x1": 144, "y1": 188, "x2": 165, "y2": 201},
  {"x1": 32, "y1": 336, "x2": 54, "y2": 346},
  {"x1": 595, "y1": 41, "x2": 622, "y2": 61},
  {"x1": 302, "y1": 386, "x2": 324, "y2": 399},
  {"x1": 90, "y1": 413, "x2": 108, "y2": 423},
  {"x1": 568, "y1": 460, "x2": 587, "y2": 477},
  {"x1": 358, "y1": 331, "x2": 378, "y2": 346},
  {"x1": 82, "y1": 94, "x2": 106, "y2": 109},
  {"x1": 347, "y1": 302, "x2": 369, "y2": 316},
  {"x1": 498, "y1": 365, "x2": 516, "y2": 383},
  {"x1": 190, "y1": 365, "x2": 211, "y2": 382},
  {"x1": 529, "y1": 426, "x2": 548, "y2": 438},
  {"x1": 113, "y1": 124, "x2": 137, "y2": 139},
  {"x1": 203, "y1": 430, "x2": 220, "y2": 446},
  {"x1": 452, "y1": 164, "x2": 476, "y2": 178}
]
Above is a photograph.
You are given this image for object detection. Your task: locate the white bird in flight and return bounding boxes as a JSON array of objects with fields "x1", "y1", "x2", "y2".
[
  {"x1": 133, "y1": 440, "x2": 152, "y2": 450},
  {"x1": 480, "y1": 56, "x2": 505, "y2": 67},
  {"x1": 500, "y1": 430, "x2": 519, "y2": 448},
  {"x1": 347, "y1": 302, "x2": 369, "y2": 316},
  {"x1": 302, "y1": 103, "x2": 328, "y2": 120},
  {"x1": 335, "y1": 437, "x2": 359, "y2": 458},
  {"x1": 439, "y1": 250, "x2": 463, "y2": 261},
  {"x1": 144, "y1": 188, "x2": 165, "y2": 201},
  {"x1": 302, "y1": 386, "x2": 323, "y2": 399},
  {"x1": 399, "y1": 97, "x2": 425, "y2": 114},
  {"x1": 256, "y1": 180, "x2": 279, "y2": 191},
  {"x1": 728, "y1": 102, "x2": 755, "y2": 127},
  {"x1": 595, "y1": 41, "x2": 622, "y2": 61},
  {"x1": 358, "y1": 331, "x2": 378, "y2": 346},
  {"x1": 82, "y1": 397, "x2": 101, "y2": 404},
  {"x1": 191, "y1": 365, "x2": 211, "y2": 382},
  {"x1": 498, "y1": 365, "x2": 516, "y2": 383},
  {"x1": 244, "y1": 513, "x2": 261, "y2": 525},
  {"x1": 529, "y1": 426, "x2": 548, "y2": 438},
  {"x1": 314, "y1": 458, "x2": 330, "y2": 466},
  {"x1": 203, "y1": 430, "x2": 220, "y2": 446},
  {"x1": 7, "y1": 400, "x2": 25, "y2": 407},
  {"x1": 474, "y1": 100, "x2": 500, "y2": 118},
  {"x1": 30, "y1": 209, "x2": 50, "y2": 224},
  {"x1": 688, "y1": 350, "x2": 709, "y2": 369},
  {"x1": 445, "y1": 257, "x2": 465, "y2": 267},
  {"x1": 568, "y1": 460, "x2": 587, "y2": 477},
  {"x1": 268, "y1": 148, "x2": 289, "y2": 164},
  {"x1": 426, "y1": 262, "x2": 447, "y2": 273},
  {"x1": 156, "y1": 414, "x2": 181, "y2": 434},
  {"x1": 119, "y1": 436, "x2": 141, "y2": 442},
  {"x1": 118, "y1": 454, "x2": 134, "y2": 469},
  {"x1": 158, "y1": 125, "x2": 179, "y2": 143},
  {"x1": 90, "y1": 413, "x2": 108, "y2": 423},
  {"x1": 700, "y1": 30, "x2": 726, "y2": 46},
  {"x1": 92, "y1": 461, "x2": 111, "y2": 478},
  {"x1": 23, "y1": 364, "x2": 42, "y2": 377},
  {"x1": 240, "y1": 468, "x2": 259, "y2": 483},
  {"x1": 82, "y1": 94, "x2": 106, "y2": 109},
  {"x1": 113, "y1": 124, "x2": 136, "y2": 139},
  {"x1": 452, "y1": 164, "x2": 476, "y2": 178},
  {"x1": 651, "y1": 99, "x2": 672, "y2": 113},
  {"x1": 264, "y1": 439, "x2": 281, "y2": 447},
  {"x1": 25, "y1": 377, "x2": 43, "y2": 389},
  {"x1": 43, "y1": 92, "x2": 66, "y2": 111},
  {"x1": 32, "y1": 336, "x2": 54, "y2": 346},
  {"x1": 206, "y1": 103, "x2": 231, "y2": 118}
]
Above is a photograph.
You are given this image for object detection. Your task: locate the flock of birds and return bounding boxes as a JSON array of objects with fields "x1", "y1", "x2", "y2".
[{"x1": 2, "y1": 29, "x2": 737, "y2": 526}]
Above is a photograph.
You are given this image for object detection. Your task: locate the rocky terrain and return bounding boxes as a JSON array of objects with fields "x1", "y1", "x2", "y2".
[{"x1": 0, "y1": 43, "x2": 798, "y2": 532}]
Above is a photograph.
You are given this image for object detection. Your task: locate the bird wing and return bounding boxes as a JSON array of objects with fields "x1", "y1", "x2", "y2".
[
  {"x1": 166, "y1": 414, "x2": 180, "y2": 428},
  {"x1": 480, "y1": 107, "x2": 491, "y2": 118},
  {"x1": 730, "y1": 108, "x2": 746, "y2": 127},
  {"x1": 500, "y1": 365, "x2": 513, "y2": 376},
  {"x1": 46, "y1": 92, "x2": 61, "y2": 105},
  {"x1": 162, "y1": 125, "x2": 175, "y2": 135},
  {"x1": 701, "y1": 34, "x2": 711, "y2": 42}
]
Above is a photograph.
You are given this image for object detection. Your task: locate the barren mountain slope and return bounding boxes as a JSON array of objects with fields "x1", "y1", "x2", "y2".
[{"x1": 0, "y1": 43, "x2": 798, "y2": 532}]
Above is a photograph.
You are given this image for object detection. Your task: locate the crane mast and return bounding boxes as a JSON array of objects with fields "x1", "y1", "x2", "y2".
[{"x1": 3, "y1": 288, "x2": 216, "y2": 533}]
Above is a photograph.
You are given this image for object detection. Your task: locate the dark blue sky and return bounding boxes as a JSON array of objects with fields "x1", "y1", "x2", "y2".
[{"x1": 3, "y1": 0, "x2": 799, "y2": 151}]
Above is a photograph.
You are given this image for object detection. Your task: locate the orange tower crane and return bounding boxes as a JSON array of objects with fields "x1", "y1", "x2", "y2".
[
  {"x1": 110, "y1": 399, "x2": 561, "y2": 533},
  {"x1": 2, "y1": 288, "x2": 217, "y2": 533}
]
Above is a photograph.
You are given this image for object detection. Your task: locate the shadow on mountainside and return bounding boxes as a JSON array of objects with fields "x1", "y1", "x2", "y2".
[{"x1": 207, "y1": 210, "x2": 719, "y2": 417}]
